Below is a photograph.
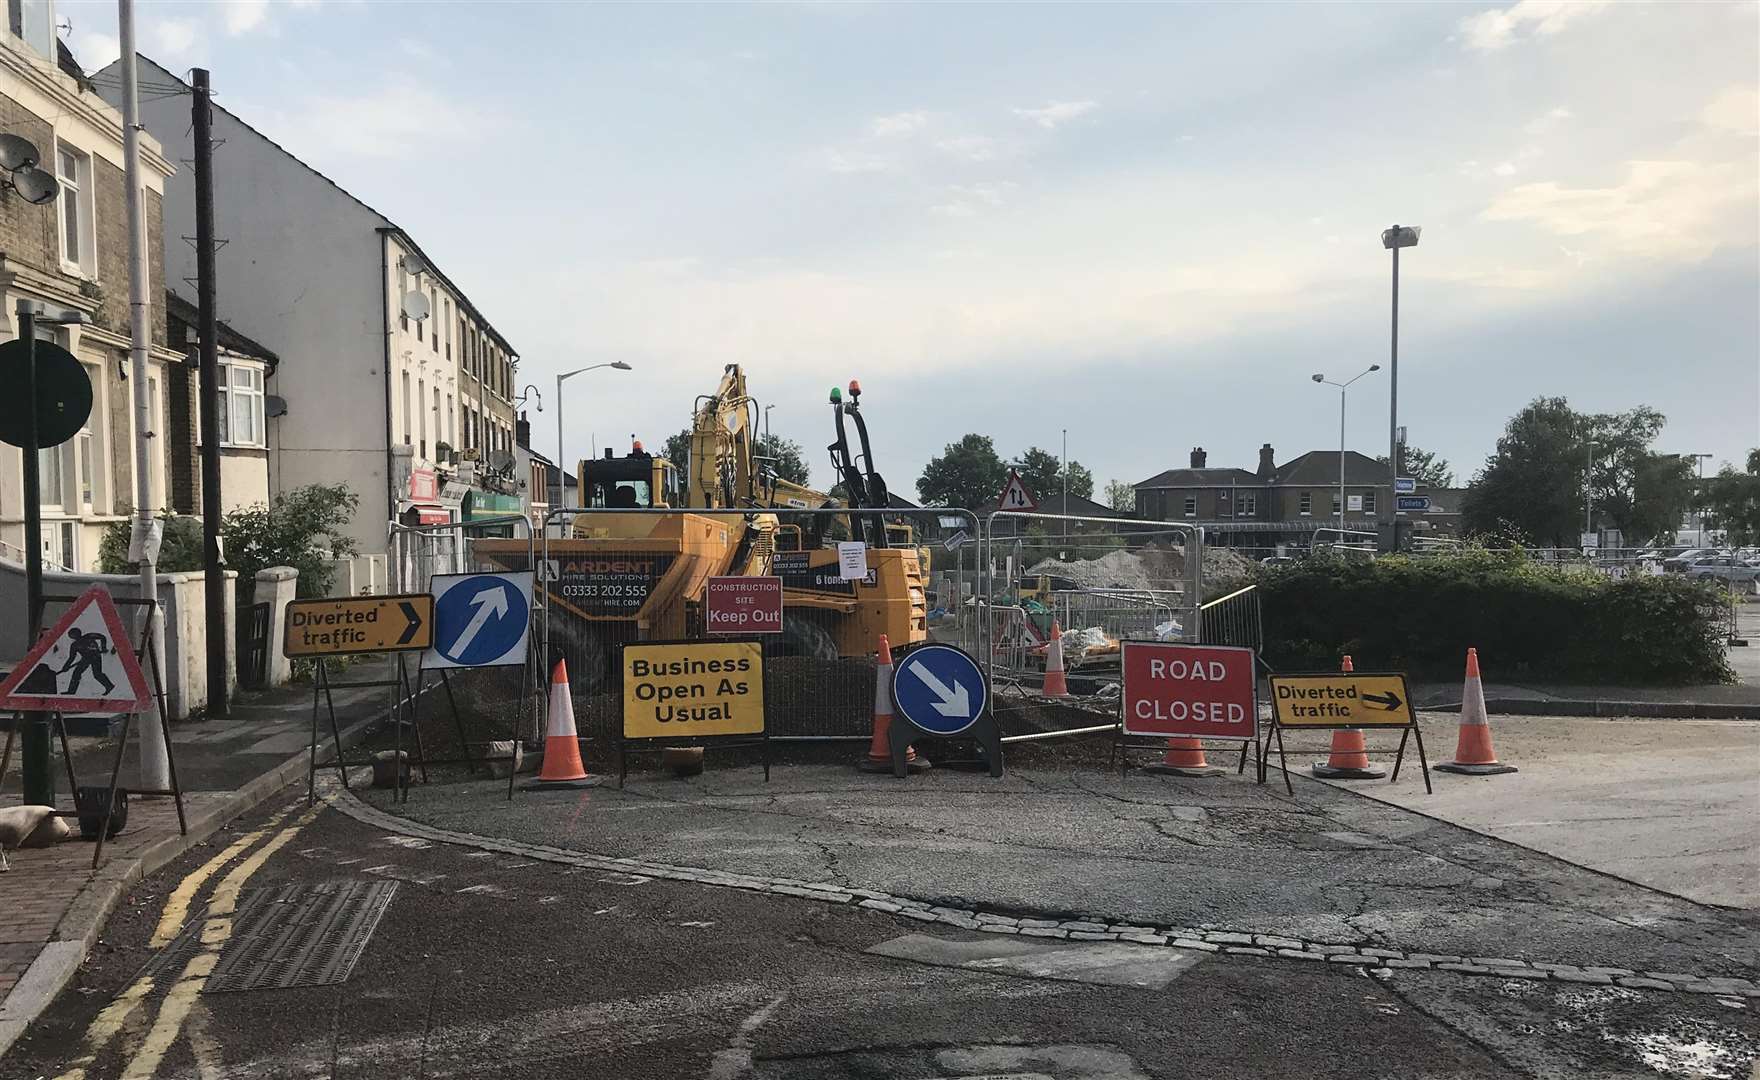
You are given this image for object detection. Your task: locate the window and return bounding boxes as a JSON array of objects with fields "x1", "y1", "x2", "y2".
[
  {"x1": 1331, "y1": 493, "x2": 1341, "y2": 515},
  {"x1": 1240, "y1": 493, "x2": 1256, "y2": 516},
  {"x1": 77, "y1": 364, "x2": 99, "y2": 507},
  {"x1": 1363, "y1": 491, "x2": 1376, "y2": 514},
  {"x1": 57, "y1": 521, "x2": 77, "y2": 571},
  {"x1": 398, "y1": 263, "x2": 409, "y2": 330},
  {"x1": 444, "y1": 301, "x2": 452, "y2": 360},
  {"x1": 432, "y1": 387, "x2": 441, "y2": 451},
  {"x1": 401, "y1": 372, "x2": 412, "y2": 445},
  {"x1": 418, "y1": 377, "x2": 427, "y2": 457},
  {"x1": 1299, "y1": 492, "x2": 1312, "y2": 516},
  {"x1": 38, "y1": 444, "x2": 63, "y2": 505},
  {"x1": 1182, "y1": 495, "x2": 1197, "y2": 518},
  {"x1": 430, "y1": 289, "x2": 439, "y2": 352},
  {"x1": 213, "y1": 362, "x2": 265, "y2": 447},
  {"x1": 56, "y1": 144, "x2": 95, "y2": 277},
  {"x1": 446, "y1": 394, "x2": 455, "y2": 446}
]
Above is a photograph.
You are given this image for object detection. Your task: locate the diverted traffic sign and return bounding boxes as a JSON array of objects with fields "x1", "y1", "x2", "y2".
[
  {"x1": 284, "y1": 594, "x2": 433, "y2": 657},
  {"x1": 1121, "y1": 642, "x2": 1255, "y2": 740},
  {"x1": 1395, "y1": 495, "x2": 1430, "y2": 512},
  {"x1": 0, "y1": 585, "x2": 150, "y2": 713},
  {"x1": 706, "y1": 576, "x2": 782, "y2": 635},
  {"x1": 423, "y1": 572, "x2": 532, "y2": 669},
  {"x1": 1268, "y1": 673, "x2": 1413, "y2": 727},
  {"x1": 622, "y1": 640, "x2": 765, "y2": 738},
  {"x1": 996, "y1": 470, "x2": 1037, "y2": 512}
]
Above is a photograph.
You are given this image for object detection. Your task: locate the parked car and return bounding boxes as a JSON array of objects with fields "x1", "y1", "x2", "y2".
[
  {"x1": 1663, "y1": 548, "x2": 1716, "y2": 572},
  {"x1": 1683, "y1": 556, "x2": 1760, "y2": 584}
]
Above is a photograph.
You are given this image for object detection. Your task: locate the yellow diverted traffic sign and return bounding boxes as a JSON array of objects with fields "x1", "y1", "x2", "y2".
[
  {"x1": 283, "y1": 594, "x2": 434, "y2": 657},
  {"x1": 622, "y1": 641, "x2": 765, "y2": 739},
  {"x1": 1269, "y1": 673, "x2": 1413, "y2": 727}
]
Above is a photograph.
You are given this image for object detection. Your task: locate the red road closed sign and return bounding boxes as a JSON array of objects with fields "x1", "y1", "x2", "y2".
[
  {"x1": 1121, "y1": 642, "x2": 1256, "y2": 740},
  {"x1": 706, "y1": 576, "x2": 783, "y2": 635}
]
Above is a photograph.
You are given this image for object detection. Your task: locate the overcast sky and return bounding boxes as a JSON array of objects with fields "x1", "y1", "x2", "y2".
[{"x1": 67, "y1": 0, "x2": 1759, "y2": 497}]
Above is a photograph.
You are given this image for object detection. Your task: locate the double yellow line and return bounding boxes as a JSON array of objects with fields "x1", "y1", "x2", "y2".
[{"x1": 53, "y1": 801, "x2": 324, "y2": 1080}]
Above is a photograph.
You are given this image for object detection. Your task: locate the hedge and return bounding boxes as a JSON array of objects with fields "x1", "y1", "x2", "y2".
[{"x1": 1257, "y1": 550, "x2": 1734, "y2": 685}]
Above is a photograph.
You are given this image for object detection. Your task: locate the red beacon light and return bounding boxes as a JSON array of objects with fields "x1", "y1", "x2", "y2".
[{"x1": 847, "y1": 379, "x2": 861, "y2": 399}]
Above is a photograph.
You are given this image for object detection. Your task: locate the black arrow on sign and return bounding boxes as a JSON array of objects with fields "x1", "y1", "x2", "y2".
[
  {"x1": 1362, "y1": 690, "x2": 1403, "y2": 711},
  {"x1": 397, "y1": 602, "x2": 424, "y2": 645}
]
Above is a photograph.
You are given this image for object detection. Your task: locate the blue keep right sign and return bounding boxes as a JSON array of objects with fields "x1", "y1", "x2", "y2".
[{"x1": 891, "y1": 644, "x2": 987, "y2": 736}]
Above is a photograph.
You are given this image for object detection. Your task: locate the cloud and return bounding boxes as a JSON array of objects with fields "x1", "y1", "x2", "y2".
[
  {"x1": 1482, "y1": 159, "x2": 1756, "y2": 260},
  {"x1": 71, "y1": 31, "x2": 120, "y2": 72},
  {"x1": 1492, "y1": 161, "x2": 1518, "y2": 177},
  {"x1": 936, "y1": 135, "x2": 1001, "y2": 162},
  {"x1": 869, "y1": 111, "x2": 927, "y2": 138},
  {"x1": 223, "y1": 0, "x2": 270, "y2": 36},
  {"x1": 148, "y1": 17, "x2": 202, "y2": 64},
  {"x1": 1013, "y1": 100, "x2": 1098, "y2": 130},
  {"x1": 930, "y1": 181, "x2": 1015, "y2": 218},
  {"x1": 1524, "y1": 106, "x2": 1573, "y2": 134},
  {"x1": 398, "y1": 38, "x2": 436, "y2": 61},
  {"x1": 255, "y1": 78, "x2": 492, "y2": 162},
  {"x1": 1458, "y1": 0, "x2": 1610, "y2": 51},
  {"x1": 1701, "y1": 86, "x2": 1759, "y2": 138},
  {"x1": 821, "y1": 147, "x2": 892, "y2": 174}
]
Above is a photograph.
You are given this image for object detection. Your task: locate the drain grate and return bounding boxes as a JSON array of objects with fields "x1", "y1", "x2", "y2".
[{"x1": 139, "y1": 879, "x2": 397, "y2": 993}]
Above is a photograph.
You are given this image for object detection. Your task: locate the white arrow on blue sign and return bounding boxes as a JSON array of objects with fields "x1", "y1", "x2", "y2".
[
  {"x1": 891, "y1": 643, "x2": 987, "y2": 736},
  {"x1": 422, "y1": 571, "x2": 534, "y2": 670}
]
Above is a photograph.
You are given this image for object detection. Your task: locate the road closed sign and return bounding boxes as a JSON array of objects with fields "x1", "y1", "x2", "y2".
[
  {"x1": 706, "y1": 576, "x2": 783, "y2": 635},
  {"x1": 1268, "y1": 673, "x2": 1413, "y2": 727},
  {"x1": 1121, "y1": 642, "x2": 1256, "y2": 740},
  {"x1": 622, "y1": 641, "x2": 765, "y2": 739}
]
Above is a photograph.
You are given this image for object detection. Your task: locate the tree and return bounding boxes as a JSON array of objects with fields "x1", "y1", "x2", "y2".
[
  {"x1": 1013, "y1": 446, "x2": 1094, "y2": 503},
  {"x1": 1461, "y1": 398, "x2": 1586, "y2": 546},
  {"x1": 918, "y1": 434, "x2": 1008, "y2": 508},
  {"x1": 1376, "y1": 444, "x2": 1455, "y2": 488},
  {"x1": 662, "y1": 428, "x2": 692, "y2": 471},
  {"x1": 754, "y1": 433, "x2": 811, "y2": 487},
  {"x1": 1104, "y1": 479, "x2": 1137, "y2": 515},
  {"x1": 1584, "y1": 407, "x2": 1695, "y2": 545},
  {"x1": 1706, "y1": 450, "x2": 1760, "y2": 545}
]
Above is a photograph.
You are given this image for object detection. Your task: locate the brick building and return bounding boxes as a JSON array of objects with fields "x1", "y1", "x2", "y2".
[{"x1": 0, "y1": 25, "x2": 181, "y2": 572}]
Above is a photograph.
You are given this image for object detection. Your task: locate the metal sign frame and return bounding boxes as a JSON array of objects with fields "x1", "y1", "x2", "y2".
[
  {"x1": 889, "y1": 642, "x2": 1003, "y2": 778},
  {"x1": 616, "y1": 637, "x2": 771, "y2": 788},
  {"x1": 1259, "y1": 671, "x2": 1430, "y2": 795},
  {"x1": 1111, "y1": 640, "x2": 1260, "y2": 780},
  {"x1": 421, "y1": 571, "x2": 535, "y2": 671}
]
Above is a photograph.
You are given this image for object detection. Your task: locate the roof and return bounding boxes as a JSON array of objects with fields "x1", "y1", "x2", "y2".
[
  {"x1": 1273, "y1": 450, "x2": 1389, "y2": 487},
  {"x1": 97, "y1": 54, "x2": 519, "y2": 359},
  {"x1": 165, "y1": 290, "x2": 281, "y2": 370},
  {"x1": 1135, "y1": 467, "x2": 1262, "y2": 490},
  {"x1": 977, "y1": 490, "x2": 1130, "y2": 519}
]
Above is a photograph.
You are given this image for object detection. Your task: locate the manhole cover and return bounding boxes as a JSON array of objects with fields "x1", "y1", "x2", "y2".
[{"x1": 141, "y1": 879, "x2": 397, "y2": 993}]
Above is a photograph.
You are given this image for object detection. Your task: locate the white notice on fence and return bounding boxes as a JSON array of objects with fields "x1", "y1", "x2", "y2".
[
  {"x1": 1347, "y1": 494, "x2": 1363, "y2": 512},
  {"x1": 837, "y1": 541, "x2": 869, "y2": 580}
]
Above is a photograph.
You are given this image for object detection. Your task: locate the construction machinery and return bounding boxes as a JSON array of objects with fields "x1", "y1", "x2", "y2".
[{"x1": 478, "y1": 365, "x2": 925, "y2": 686}]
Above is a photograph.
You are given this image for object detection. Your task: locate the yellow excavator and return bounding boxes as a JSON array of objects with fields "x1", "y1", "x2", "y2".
[{"x1": 478, "y1": 365, "x2": 925, "y2": 686}]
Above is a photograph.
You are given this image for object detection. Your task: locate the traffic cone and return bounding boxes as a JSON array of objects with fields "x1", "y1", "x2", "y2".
[
  {"x1": 1311, "y1": 654, "x2": 1385, "y2": 780},
  {"x1": 523, "y1": 659, "x2": 599, "y2": 789},
  {"x1": 1437, "y1": 648, "x2": 1517, "y2": 775},
  {"x1": 1143, "y1": 736, "x2": 1226, "y2": 777},
  {"x1": 859, "y1": 635, "x2": 929, "y2": 773},
  {"x1": 1041, "y1": 620, "x2": 1069, "y2": 698}
]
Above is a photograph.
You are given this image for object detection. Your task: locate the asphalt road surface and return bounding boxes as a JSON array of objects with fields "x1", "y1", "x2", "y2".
[{"x1": 6, "y1": 788, "x2": 1757, "y2": 1080}]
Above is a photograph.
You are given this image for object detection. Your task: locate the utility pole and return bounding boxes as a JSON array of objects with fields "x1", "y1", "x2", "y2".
[
  {"x1": 192, "y1": 69, "x2": 226, "y2": 718},
  {"x1": 121, "y1": 0, "x2": 171, "y2": 787},
  {"x1": 1061, "y1": 428, "x2": 1067, "y2": 513},
  {"x1": 17, "y1": 307, "x2": 50, "y2": 805}
]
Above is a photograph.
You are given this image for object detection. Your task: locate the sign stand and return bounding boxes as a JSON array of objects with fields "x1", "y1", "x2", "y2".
[
  {"x1": 305, "y1": 655, "x2": 429, "y2": 805},
  {"x1": 1259, "y1": 671, "x2": 1430, "y2": 796},
  {"x1": 616, "y1": 638, "x2": 770, "y2": 788},
  {"x1": 1107, "y1": 642, "x2": 1260, "y2": 782},
  {"x1": 508, "y1": 632, "x2": 544, "y2": 802},
  {"x1": 1108, "y1": 728, "x2": 1253, "y2": 778},
  {"x1": 888, "y1": 643, "x2": 1003, "y2": 779}
]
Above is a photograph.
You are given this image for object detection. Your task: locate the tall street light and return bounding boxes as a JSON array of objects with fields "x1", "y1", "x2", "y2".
[
  {"x1": 1381, "y1": 224, "x2": 1420, "y2": 550},
  {"x1": 556, "y1": 362, "x2": 632, "y2": 505},
  {"x1": 1312, "y1": 365, "x2": 1381, "y2": 531}
]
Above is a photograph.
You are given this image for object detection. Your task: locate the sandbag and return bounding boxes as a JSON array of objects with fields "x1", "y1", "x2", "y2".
[{"x1": 0, "y1": 805, "x2": 54, "y2": 849}]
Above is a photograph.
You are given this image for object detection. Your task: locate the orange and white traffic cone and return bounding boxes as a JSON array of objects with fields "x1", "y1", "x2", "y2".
[
  {"x1": 1041, "y1": 620, "x2": 1069, "y2": 698},
  {"x1": 859, "y1": 635, "x2": 929, "y2": 773},
  {"x1": 1311, "y1": 654, "x2": 1385, "y2": 780},
  {"x1": 1143, "y1": 736, "x2": 1226, "y2": 777},
  {"x1": 523, "y1": 658, "x2": 599, "y2": 789},
  {"x1": 1437, "y1": 648, "x2": 1517, "y2": 775}
]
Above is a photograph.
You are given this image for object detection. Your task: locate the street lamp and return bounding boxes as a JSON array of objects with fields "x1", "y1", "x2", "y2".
[
  {"x1": 1381, "y1": 224, "x2": 1419, "y2": 550},
  {"x1": 1312, "y1": 365, "x2": 1381, "y2": 532},
  {"x1": 1688, "y1": 452, "x2": 1714, "y2": 546},
  {"x1": 555, "y1": 362, "x2": 632, "y2": 502}
]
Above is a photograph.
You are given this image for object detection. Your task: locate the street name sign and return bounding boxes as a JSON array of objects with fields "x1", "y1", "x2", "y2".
[
  {"x1": 283, "y1": 594, "x2": 433, "y2": 657},
  {"x1": 706, "y1": 576, "x2": 783, "y2": 635},
  {"x1": 423, "y1": 572, "x2": 533, "y2": 670},
  {"x1": 0, "y1": 585, "x2": 150, "y2": 713},
  {"x1": 1268, "y1": 673, "x2": 1413, "y2": 727},
  {"x1": 1394, "y1": 477, "x2": 1416, "y2": 494},
  {"x1": 1396, "y1": 495, "x2": 1430, "y2": 512},
  {"x1": 621, "y1": 640, "x2": 765, "y2": 739},
  {"x1": 892, "y1": 643, "x2": 987, "y2": 736},
  {"x1": 1121, "y1": 642, "x2": 1255, "y2": 740}
]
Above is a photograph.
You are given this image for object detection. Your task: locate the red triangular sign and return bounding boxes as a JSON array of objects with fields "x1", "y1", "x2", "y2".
[
  {"x1": 0, "y1": 585, "x2": 151, "y2": 713},
  {"x1": 997, "y1": 470, "x2": 1038, "y2": 512}
]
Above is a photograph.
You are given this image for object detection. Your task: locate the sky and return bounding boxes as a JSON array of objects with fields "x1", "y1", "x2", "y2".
[{"x1": 64, "y1": 0, "x2": 1760, "y2": 498}]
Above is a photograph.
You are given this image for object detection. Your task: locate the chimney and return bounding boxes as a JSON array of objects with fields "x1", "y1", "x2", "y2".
[
  {"x1": 1257, "y1": 443, "x2": 1276, "y2": 479},
  {"x1": 1190, "y1": 447, "x2": 1207, "y2": 469},
  {"x1": 515, "y1": 410, "x2": 531, "y2": 450}
]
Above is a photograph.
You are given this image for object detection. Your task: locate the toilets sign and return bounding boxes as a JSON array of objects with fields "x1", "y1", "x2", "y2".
[{"x1": 1121, "y1": 642, "x2": 1257, "y2": 740}]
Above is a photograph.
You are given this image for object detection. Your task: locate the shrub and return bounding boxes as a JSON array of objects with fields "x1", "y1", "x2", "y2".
[
  {"x1": 1258, "y1": 549, "x2": 1732, "y2": 685},
  {"x1": 97, "y1": 513, "x2": 204, "y2": 574}
]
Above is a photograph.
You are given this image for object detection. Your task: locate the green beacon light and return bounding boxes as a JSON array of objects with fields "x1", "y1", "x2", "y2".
[{"x1": 829, "y1": 386, "x2": 842, "y2": 404}]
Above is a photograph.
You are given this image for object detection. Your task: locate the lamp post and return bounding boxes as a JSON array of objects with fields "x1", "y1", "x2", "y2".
[
  {"x1": 1688, "y1": 453, "x2": 1714, "y2": 546},
  {"x1": 1312, "y1": 365, "x2": 1381, "y2": 532},
  {"x1": 555, "y1": 362, "x2": 631, "y2": 505},
  {"x1": 1381, "y1": 224, "x2": 1420, "y2": 550}
]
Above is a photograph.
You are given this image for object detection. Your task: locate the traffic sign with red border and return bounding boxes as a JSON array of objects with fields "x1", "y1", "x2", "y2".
[
  {"x1": 0, "y1": 584, "x2": 151, "y2": 713},
  {"x1": 706, "y1": 576, "x2": 783, "y2": 635},
  {"x1": 996, "y1": 470, "x2": 1038, "y2": 512},
  {"x1": 1121, "y1": 641, "x2": 1256, "y2": 741}
]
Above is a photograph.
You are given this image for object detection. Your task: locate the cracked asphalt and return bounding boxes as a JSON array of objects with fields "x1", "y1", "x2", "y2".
[{"x1": 7, "y1": 791, "x2": 1758, "y2": 1080}]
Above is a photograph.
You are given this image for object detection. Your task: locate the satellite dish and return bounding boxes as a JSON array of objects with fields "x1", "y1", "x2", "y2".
[
  {"x1": 0, "y1": 134, "x2": 40, "y2": 171},
  {"x1": 265, "y1": 394, "x2": 288, "y2": 418},
  {"x1": 487, "y1": 449, "x2": 514, "y2": 473},
  {"x1": 10, "y1": 166, "x2": 59, "y2": 206},
  {"x1": 401, "y1": 291, "x2": 430, "y2": 321},
  {"x1": 401, "y1": 254, "x2": 427, "y2": 276}
]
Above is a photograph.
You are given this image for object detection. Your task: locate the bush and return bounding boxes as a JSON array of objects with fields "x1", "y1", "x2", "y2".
[
  {"x1": 1259, "y1": 549, "x2": 1732, "y2": 685},
  {"x1": 97, "y1": 513, "x2": 205, "y2": 574}
]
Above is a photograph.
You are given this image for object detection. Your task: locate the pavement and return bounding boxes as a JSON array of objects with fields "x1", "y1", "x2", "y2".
[
  {"x1": 5, "y1": 792, "x2": 1757, "y2": 1080},
  {"x1": 0, "y1": 656, "x2": 400, "y2": 1058}
]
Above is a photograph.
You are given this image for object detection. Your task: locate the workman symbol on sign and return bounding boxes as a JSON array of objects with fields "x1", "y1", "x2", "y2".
[{"x1": 57, "y1": 628, "x2": 115, "y2": 695}]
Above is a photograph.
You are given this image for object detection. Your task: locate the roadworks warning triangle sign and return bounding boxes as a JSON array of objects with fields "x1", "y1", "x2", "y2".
[
  {"x1": 997, "y1": 470, "x2": 1038, "y2": 512},
  {"x1": 0, "y1": 585, "x2": 151, "y2": 714}
]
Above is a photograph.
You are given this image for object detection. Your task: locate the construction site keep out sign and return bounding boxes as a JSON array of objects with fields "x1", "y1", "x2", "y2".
[
  {"x1": 622, "y1": 641, "x2": 765, "y2": 739},
  {"x1": 1268, "y1": 673, "x2": 1413, "y2": 726},
  {"x1": 1121, "y1": 642, "x2": 1256, "y2": 740},
  {"x1": 706, "y1": 576, "x2": 783, "y2": 634}
]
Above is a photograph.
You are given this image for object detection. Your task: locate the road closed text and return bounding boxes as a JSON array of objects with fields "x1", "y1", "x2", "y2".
[
  {"x1": 1121, "y1": 642, "x2": 1256, "y2": 740},
  {"x1": 622, "y1": 641, "x2": 765, "y2": 738}
]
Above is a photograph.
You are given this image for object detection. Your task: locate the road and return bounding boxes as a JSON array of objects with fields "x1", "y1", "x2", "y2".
[{"x1": 5, "y1": 770, "x2": 1757, "y2": 1079}]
